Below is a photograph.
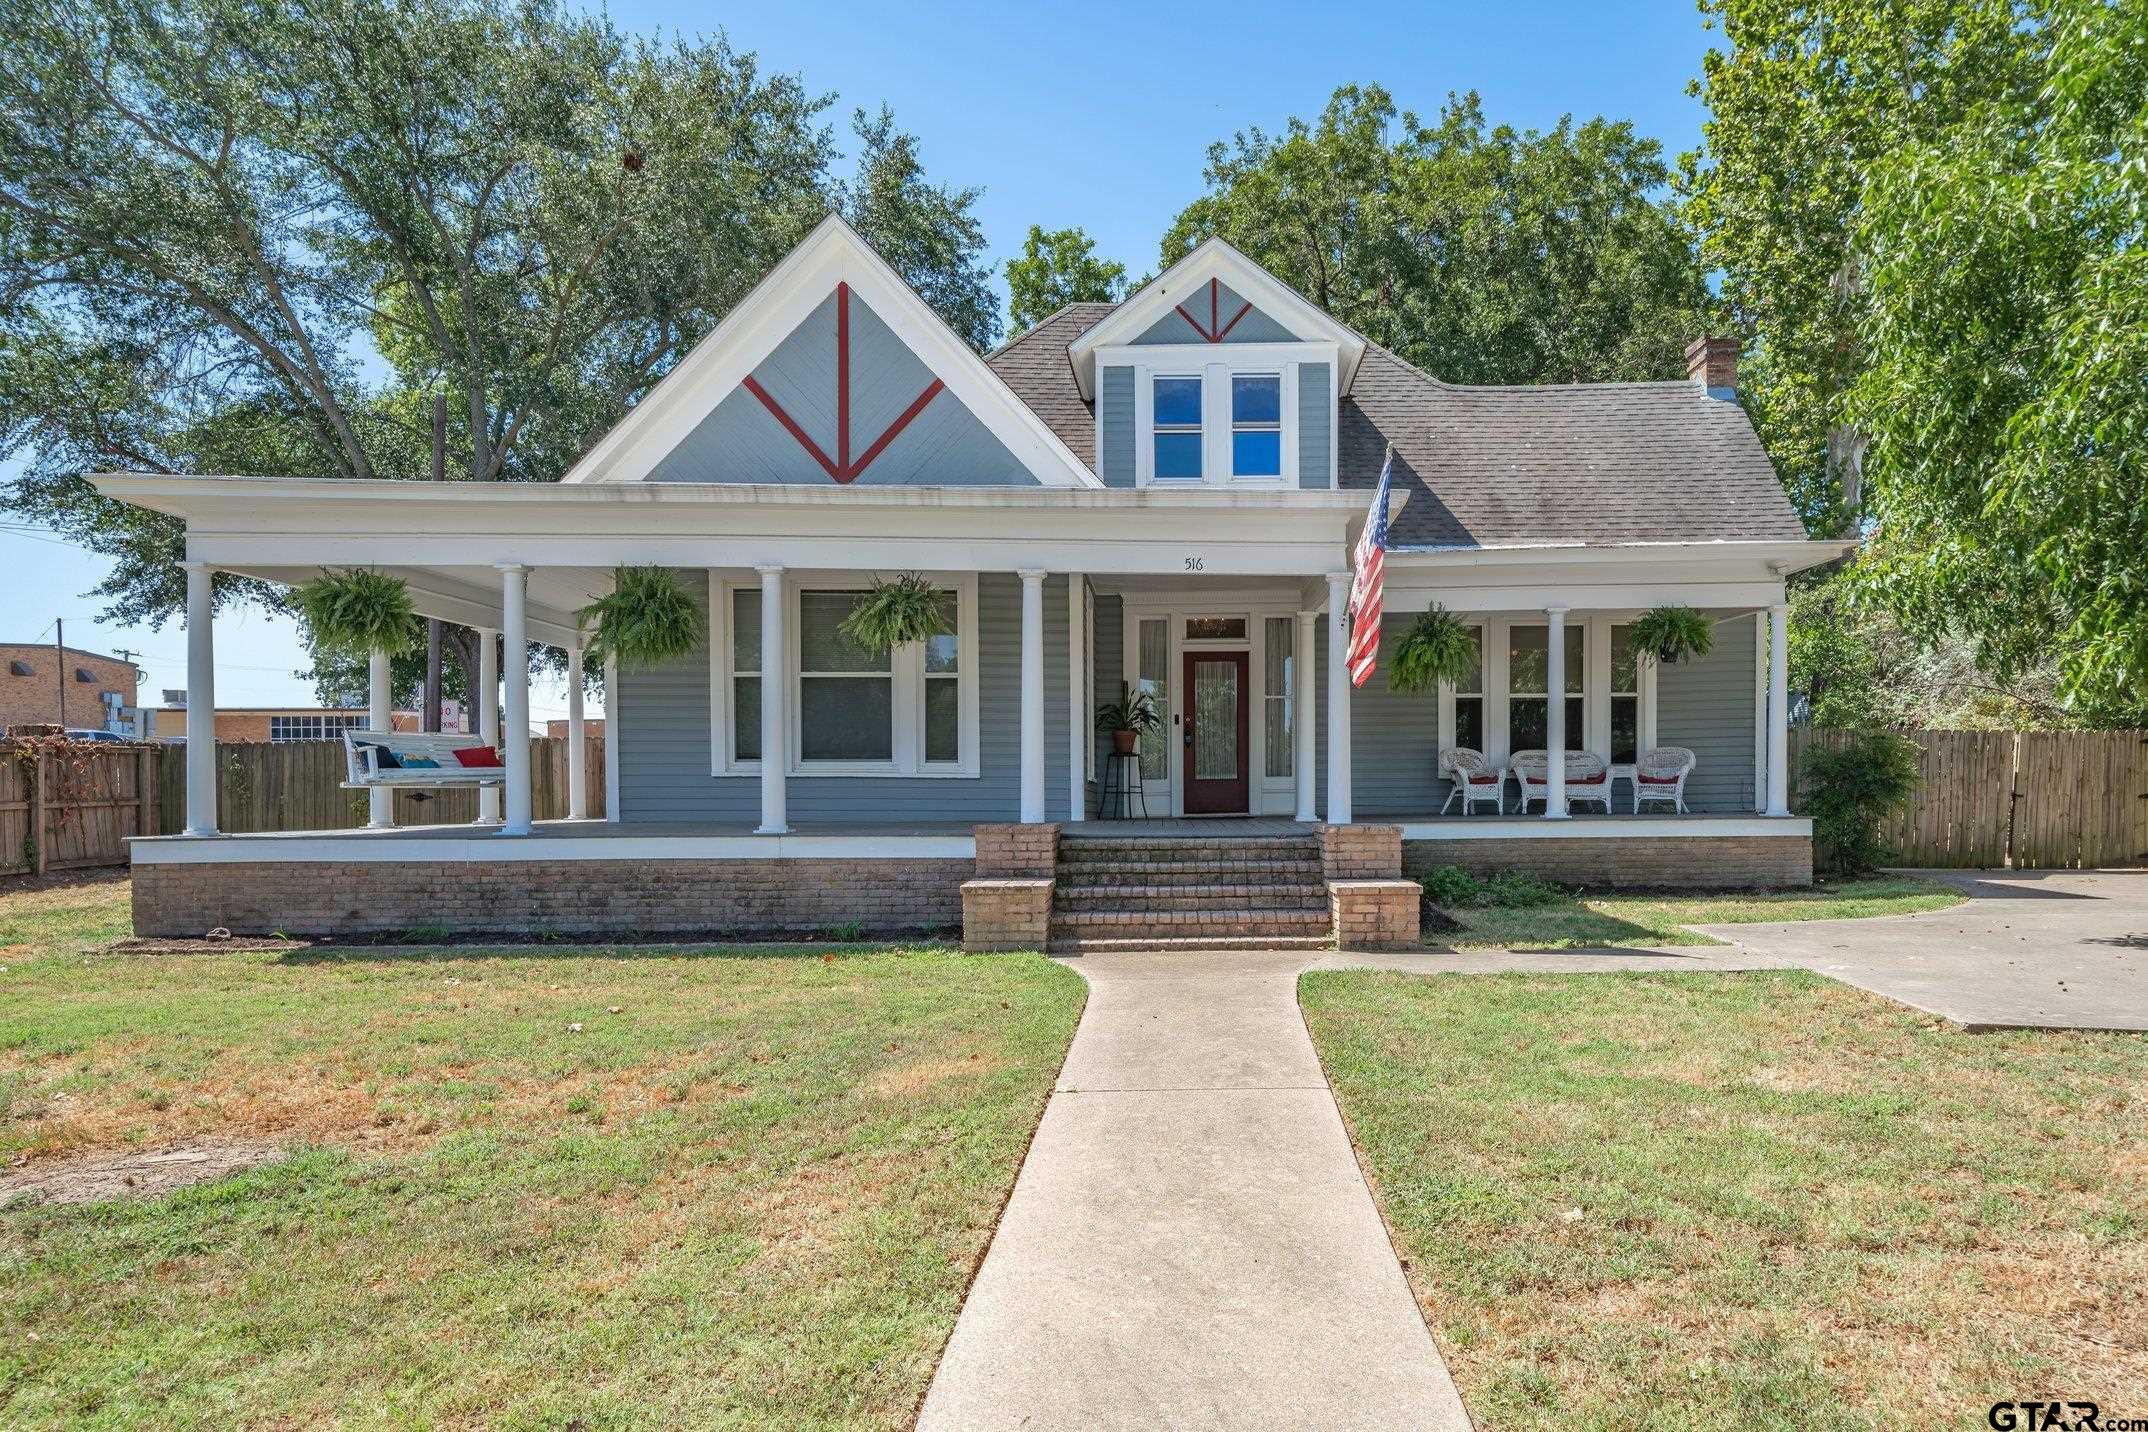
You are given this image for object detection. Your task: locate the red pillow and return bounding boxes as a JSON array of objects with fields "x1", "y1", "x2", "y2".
[{"x1": 453, "y1": 745, "x2": 503, "y2": 768}]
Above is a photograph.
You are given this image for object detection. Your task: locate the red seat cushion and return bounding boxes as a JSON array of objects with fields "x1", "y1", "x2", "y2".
[
  {"x1": 1465, "y1": 773, "x2": 1500, "y2": 785},
  {"x1": 452, "y1": 745, "x2": 503, "y2": 768},
  {"x1": 1637, "y1": 773, "x2": 1682, "y2": 784},
  {"x1": 1569, "y1": 772, "x2": 1607, "y2": 785}
]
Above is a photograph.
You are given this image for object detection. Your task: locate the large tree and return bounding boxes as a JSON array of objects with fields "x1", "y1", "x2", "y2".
[
  {"x1": 1004, "y1": 225, "x2": 1126, "y2": 333},
  {"x1": 1161, "y1": 85, "x2": 1710, "y2": 386},
  {"x1": 1680, "y1": 0, "x2": 2040, "y2": 534},
  {"x1": 1846, "y1": 0, "x2": 2146, "y2": 712},
  {"x1": 0, "y1": 0, "x2": 997, "y2": 662}
]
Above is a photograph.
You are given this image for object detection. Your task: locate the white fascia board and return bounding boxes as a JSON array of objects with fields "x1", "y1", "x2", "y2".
[
  {"x1": 1066, "y1": 237, "x2": 1368, "y2": 399},
  {"x1": 558, "y1": 213, "x2": 1104, "y2": 490},
  {"x1": 1398, "y1": 817, "x2": 1810, "y2": 841},
  {"x1": 1390, "y1": 538, "x2": 1854, "y2": 572},
  {"x1": 130, "y1": 831, "x2": 979, "y2": 863},
  {"x1": 1383, "y1": 582, "x2": 1787, "y2": 615}
]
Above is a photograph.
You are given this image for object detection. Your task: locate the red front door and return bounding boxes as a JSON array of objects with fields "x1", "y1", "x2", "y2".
[{"x1": 1181, "y1": 651, "x2": 1250, "y2": 814}]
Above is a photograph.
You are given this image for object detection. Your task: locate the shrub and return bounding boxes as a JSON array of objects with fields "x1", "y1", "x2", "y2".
[
  {"x1": 1418, "y1": 865, "x2": 1566, "y2": 909},
  {"x1": 1481, "y1": 870, "x2": 1563, "y2": 908},
  {"x1": 1630, "y1": 605, "x2": 1715, "y2": 664},
  {"x1": 1419, "y1": 864, "x2": 1484, "y2": 907},
  {"x1": 838, "y1": 573, "x2": 953, "y2": 653},
  {"x1": 1801, "y1": 731, "x2": 1922, "y2": 875}
]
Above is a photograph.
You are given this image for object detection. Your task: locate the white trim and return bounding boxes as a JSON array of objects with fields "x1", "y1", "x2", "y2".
[
  {"x1": 1067, "y1": 573, "x2": 1086, "y2": 821},
  {"x1": 558, "y1": 214, "x2": 1103, "y2": 489},
  {"x1": 1753, "y1": 612, "x2": 1768, "y2": 813},
  {"x1": 130, "y1": 830, "x2": 977, "y2": 863},
  {"x1": 1399, "y1": 817, "x2": 1810, "y2": 841},
  {"x1": 1067, "y1": 236, "x2": 1368, "y2": 398}
]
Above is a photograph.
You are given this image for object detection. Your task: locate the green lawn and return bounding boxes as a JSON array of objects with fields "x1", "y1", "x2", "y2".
[
  {"x1": 1301, "y1": 970, "x2": 2148, "y2": 1430},
  {"x1": 1429, "y1": 876, "x2": 1965, "y2": 950},
  {"x1": 0, "y1": 876, "x2": 1084, "y2": 1428}
]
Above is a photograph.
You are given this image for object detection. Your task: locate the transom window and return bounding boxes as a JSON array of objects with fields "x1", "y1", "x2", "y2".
[
  {"x1": 1152, "y1": 376, "x2": 1203, "y2": 480},
  {"x1": 1231, "y1": 374, "x2": 1282, "y2": 477}
]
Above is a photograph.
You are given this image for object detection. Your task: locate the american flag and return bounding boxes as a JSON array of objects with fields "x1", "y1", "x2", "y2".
[{"x1": 1346, "y1": 448, "x2": 1393, "y2": 688}]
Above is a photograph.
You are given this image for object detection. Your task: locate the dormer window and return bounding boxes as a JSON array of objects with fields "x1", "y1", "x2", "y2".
[
  {"x1": 1153, "y1": 375, "x2": 1204, "y2": 480},
  {"x1": 1231, "y1": 374, "x2": 1282, "y2": 477}
]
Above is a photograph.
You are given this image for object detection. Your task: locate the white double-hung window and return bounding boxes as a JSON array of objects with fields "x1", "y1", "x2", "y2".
[
  {"x1": 1116, "y1": 342, "x2": 1332, "y2": 488},
  {"x1": 712, "y1": 574, "x2": 978, "y2": 778}
]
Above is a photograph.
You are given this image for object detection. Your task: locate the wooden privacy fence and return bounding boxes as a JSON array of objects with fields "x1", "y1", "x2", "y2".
[
  {"x1": 1, "y1": 740, "x2": 161, "y2": 876},
  {"x1": 1790, "y1": 728, "x2": 2148, "y2": 870},
  {"x1": 154, "y1": 737, "x2": 604, "y2": 837}
]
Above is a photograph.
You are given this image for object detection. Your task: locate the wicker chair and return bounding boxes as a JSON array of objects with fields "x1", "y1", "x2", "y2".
[
  {"x1": 1438, "y1": 746, "x2": 1505, "y2": 815},
  {"x1": 1564, "y1": 750, "x2": 1613, "y2": 812},
  {"x1": 1508, "y1": 749, "x2": 1549, "y2": 812},
  {"x1": 1634, "y1": 746, "x2": 1698, "y2": 813}
]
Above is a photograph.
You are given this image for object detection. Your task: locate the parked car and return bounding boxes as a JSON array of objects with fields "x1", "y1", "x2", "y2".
[{"x1": 64, "y1": 728, "x2": 131, "y2": 743}]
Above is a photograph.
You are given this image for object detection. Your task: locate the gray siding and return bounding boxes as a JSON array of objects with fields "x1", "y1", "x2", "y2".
[
  {"x1": 648, "y1": 288, "x2": 1038, "y2": 487},
  {"x1": 616, "y1": 572, "x2": 1075, "y2": 824},
  {"x1": 1090, "y1": 593, "x2": 1124, "y2": 774},
  {"x1": 1131, "y1": 281, "x2": 1299, "y2": 345},
  {"x1": 1346, "y1": 615, "x2": 1442, "y2": 816},
  {"x1": 1655, "y1": 614, "x2": 1759, "y2": 813},
  {"x1": 1297, "y1": 362, "x2": 1332, "y2": 488},
  {"x1": 1098, "y1": 366, "x2": 1135, "y2": 488}
]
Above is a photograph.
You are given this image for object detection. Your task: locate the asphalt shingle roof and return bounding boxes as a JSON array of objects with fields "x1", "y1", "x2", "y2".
[{"x1": 986, "y1": 307, "x2": 1807, "y2": 547}]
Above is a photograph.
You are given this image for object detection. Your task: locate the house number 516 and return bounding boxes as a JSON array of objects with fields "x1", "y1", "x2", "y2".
[{"x1": 1183, "y1": 556, "x2": 1205, "y2": 571}]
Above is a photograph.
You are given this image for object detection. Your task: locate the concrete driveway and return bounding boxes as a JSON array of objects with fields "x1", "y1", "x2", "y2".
[{"x1": 1334, "y1": 870, "x2": 2148, "y2": 1034}]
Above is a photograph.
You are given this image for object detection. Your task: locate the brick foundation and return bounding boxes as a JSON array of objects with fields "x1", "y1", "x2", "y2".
[
  {"x1": 961, "y1": 878, "x2": 1054, "y2": 952},
  {"x1": 132, "y1": 858, "x2": 969, "y2": 939},
  {"x1": 1330, "y1": 879, "x2": 1421, "y2": 950},
  {"x1": 1320, "y1": 823, "x2": 1402, "y2": 880},
  {"x1": 1403, "y1": 834, "x2": 1813, "y2": 889},
  {"x1": 973, "y1": 823, "x2": 1059, "y2": 877}
]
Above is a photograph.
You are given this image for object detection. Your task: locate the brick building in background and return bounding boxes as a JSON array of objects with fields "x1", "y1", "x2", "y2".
[
  {"x1": 145, "y1": 701, "x2": 442, "y2": 743},
  {"x1": 0, "y1": 642, "x2": 139, "y2": 733}
]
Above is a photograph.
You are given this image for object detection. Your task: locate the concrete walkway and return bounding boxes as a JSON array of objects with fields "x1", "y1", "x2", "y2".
[{"x1": 917, "y1": 949, "x2": 1471, "y2": 1431}]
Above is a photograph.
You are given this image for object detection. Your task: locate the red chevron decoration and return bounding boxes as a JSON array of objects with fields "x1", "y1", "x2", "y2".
[
  {"x1": 1173, "y1": 277, "x2": 1253, "y2": 343},
  {"x1": 741, "y1": 283, "x2": 945, "y2": 484}
]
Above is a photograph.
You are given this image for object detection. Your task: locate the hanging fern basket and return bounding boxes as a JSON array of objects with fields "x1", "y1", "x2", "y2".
[
  {"x1": 1387, "y1": 605, "x2": 1478, "y2": 695},
  {"x1": 292, "y1": 569, "x2": 421, "y2": 659},
  {"x1": 838, "y1": 573, "x2": 953, "y2": 654},
  {"x1": 1630, "y1": 605, "x2": 1715, "y2": 665},
  {"x1": 579, "y1": 567, "x2": 706, "y2": 669}
]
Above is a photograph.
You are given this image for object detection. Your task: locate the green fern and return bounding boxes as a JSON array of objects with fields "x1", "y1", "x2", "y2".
[
  {"x1": 292, "y1": 569, "x2": 421, "y2": 658},
  {"x1": 838, "y1": 573, "x2": 953, "y2": 654},
  {"x1": 578, "y1": 567, "x2": 706, "y2": 669},
  {"x1": 1387, "y1": 605, "x2": 1478, "y2": 695},
  {"x1": 1631, "y1": 605, "x2": 1715, "y2": 664}
]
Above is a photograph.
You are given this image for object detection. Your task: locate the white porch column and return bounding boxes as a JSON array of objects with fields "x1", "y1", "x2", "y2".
[
  {"x1": 182, "y1": 560, "x2": 217, "y2": 835},
  {"x1": 602, "y1": 650, "x2": 621, "y2": 824},
  {"x1": 1324, "y1": 571, "x2": 1352, "y2": 825},
  {"x1": 755, "y1": 564, "x2": 788, "y2": 834},
  {"x1": 1066, "y1": 573, "x2": 1086, "y2": 822},
  {"x1": 1019, "y1": 570, "x2": 1046, "y2": 823},
  {"x1": 1544, "y1": 605, "x2": 1569, "y2": 818},
  {"x1": 497, "y1": 564, "x2": 532, "y2": 836},
  {"x1": 1294, "y1": 609, "x2": 1318, "y2": 822},
  {"x1": 476, "y1": 628, "x2": 500, "y2": 824},
  {"x1": 565, "y1": 642, "x2": 588, "y2": 821},
  {"x1": 1767, "y1": 602, "x2": 1791, "y2": 816},
  {"x1": 366, "y1": 647, "x2": 393, "y2": 829}
]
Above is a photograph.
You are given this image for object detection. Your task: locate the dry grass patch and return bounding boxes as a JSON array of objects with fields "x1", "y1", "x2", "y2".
[
  {"x1": 1429, "y1": 876, "x2": 1965, "y2": 951},
  {"x1": 0, "y1": 875, "x2": 1085, "y2": 1427},
  {"x1": 1301, "y1": 969, "x2": 2148, "y2": 1429}
]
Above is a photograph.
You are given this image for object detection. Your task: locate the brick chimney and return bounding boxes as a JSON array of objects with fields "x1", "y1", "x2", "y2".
[{"x1": 1685, "y1": 336, "x2": 1739, "y2": 396}]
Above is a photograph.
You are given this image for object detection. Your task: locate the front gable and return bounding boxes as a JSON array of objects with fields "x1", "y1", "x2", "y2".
[
  {"x1": 564, "y1": 215, "x2": 1099, "y2": 488},
  {"x1": 1130, "y1": 278, "x2": 1301, "y2": 346}
]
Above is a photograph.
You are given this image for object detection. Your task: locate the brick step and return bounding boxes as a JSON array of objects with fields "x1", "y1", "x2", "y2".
[
  {"x1": 1049, "y1": 934, "x2": 1338, "y2": 954},
  {"x1": 1053, "y1": 884, "x2": 1329, "y2": 913},
  {"x1": 1056, "y1": 837, "x2": 1322, "y2": 864},
  {"x1": 1051, "y1": 907, "x2": 1333, "y2": 937},
  {"x1": 1055, "y1": 859, "x2": 1325, "y2": 887}
]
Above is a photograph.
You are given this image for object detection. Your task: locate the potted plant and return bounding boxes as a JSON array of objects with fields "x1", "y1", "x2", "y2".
[
  {"x1": 291, "y1": 568, "x2": 421, "y2": 658},
  {"x1": 837, "y1": 572, "x2": 953, "y2": 654},
  {"x1": 577, "y1": 566, "x2": 706, "y2": 668},
  {"x1": 1386, "y1": 604, "x2": 1477, "y2": 695},
  {"x1": 1630, "y1": 605, "x2": 1715, "y2": 665},
  {"x1": 1094, "y1": 686, "x2": 1161, "y2": 755}
]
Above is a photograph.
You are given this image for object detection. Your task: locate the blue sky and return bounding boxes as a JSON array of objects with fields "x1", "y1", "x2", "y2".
[{"x1": 1, "y1": 0, "x2": 1719, "y2": 725}]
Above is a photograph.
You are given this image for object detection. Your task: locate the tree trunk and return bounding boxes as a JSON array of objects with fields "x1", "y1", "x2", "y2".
[
  {"x1": 1827, "y1": 423, "x2": 1867, "y2": 538},
  {"x1": 423, "y1": 620, "x2": 444, "y2": 732}
]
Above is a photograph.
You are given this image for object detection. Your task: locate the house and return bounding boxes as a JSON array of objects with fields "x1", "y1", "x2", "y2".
[
  {"x1": 95, "y1": 216, "x2": 1847, "y2": 946},
  {"x1": 1, "y1": 642, "x2": 139, "y2": 734}
]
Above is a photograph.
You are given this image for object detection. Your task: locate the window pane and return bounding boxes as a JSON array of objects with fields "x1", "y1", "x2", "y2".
[
  {"x1": 923, "y1": 593, "x2": 959, "y2": 673},
  {"x1": 1154, "y1": 430, "x2": 1202, "y2": 479},
  {"x1": 1264, "y1": 617, "x2": 1292, "y2": 778},
  {"x1": 1455, "y1": 628, "x2": 1483, "y2": 695},
  {"x1": 799, "y1": 592, "x2": 888, "y2": 673},
  {"x1": 1154, "y1": 375, "x2": 1202, "y2": 426},
  {"x1": 1610, "y1": 624, "x2": 1636, "y2": 695},
  {"x1": 1231, "y1": 429, "x2": 1281, "y2": 476},
  {"x1": 1563, "y1": 626, "x2": 1584, "y2": 695},
  {"x1": 1191, "y1": 659, "x2": 1240, "y2": 780},
  {"x1": 1231, "y1": 373, "x2": 1280, "y2": 424},
  {"x1": 1611, "y1": 694, "x2": 1638, "y2": 765},
  {"x1": 1186, "y1": 616, "x2": 1247, "y2": 640},
  {"x1": 800, "y1": 677, "x2": 892, "y2": 760},
  {"x1": 732, "y1": 588, "x2": 760, "y2": 673},
  {"x1": 924, "y1": 677, "x2": 959, "y2": 763},
  {"x1": 1137, "y1": 618, "x2": 1169, "y2": 781},
  {"x1": 734, "y1": 676, "x2": 760, "y2": 761},
  {"x1": 1565, "y1": 695, "x2": 1584, "y2": 750},
  {"x1": 1455, "y1": 696, "x2": 1484, "y2": 752},
  {"x1": 1508, "y1": 626, "x2": 1547, "y2": 693},
  {"x1": 1510, "y1": 696, "x2": 1547, "y2": 753}
]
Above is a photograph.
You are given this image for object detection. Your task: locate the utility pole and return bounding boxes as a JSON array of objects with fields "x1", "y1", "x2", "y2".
[{"x1": 53, "y1": 619, "x2": 63, "y2": 728}]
